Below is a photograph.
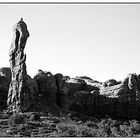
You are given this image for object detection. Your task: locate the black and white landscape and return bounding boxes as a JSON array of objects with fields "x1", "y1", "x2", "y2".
[{"x1": 0, "y1": 3, "x2": 140, "y2": 137}]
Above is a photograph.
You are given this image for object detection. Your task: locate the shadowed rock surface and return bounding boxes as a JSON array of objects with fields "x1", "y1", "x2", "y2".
[
  {"x1": 54, "y1": 73, "x2": 70, "y2": 110},
  {"x1": 70, "y1": 74, "x2": 140, "y2": 120},
  {"x1": 0, "y1": 68, "x2": 11, "y2": 110},
  {"x1": 0, "y1": 67, "x2": 11, "y2": 83},
  {"x1": 34, "y1": 70, "x2": 57, "y2": 104}
]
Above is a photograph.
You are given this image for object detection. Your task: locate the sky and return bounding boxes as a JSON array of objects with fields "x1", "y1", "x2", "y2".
[{"x1": 0, "y1": 4, "x2": 140, "y2": 82}]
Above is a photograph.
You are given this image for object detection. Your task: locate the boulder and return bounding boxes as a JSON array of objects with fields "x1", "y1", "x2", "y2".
[{"x1": 104, "y1": 79, "x2": 118, "y2": 87}]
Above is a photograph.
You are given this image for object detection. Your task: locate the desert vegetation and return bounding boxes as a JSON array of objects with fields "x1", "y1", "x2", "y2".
[{"x1": 0, "y1": 111, "x2": 140, "y2": 137}]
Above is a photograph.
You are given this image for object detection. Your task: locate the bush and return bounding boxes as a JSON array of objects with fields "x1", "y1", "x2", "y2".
[
  {"x1": 98, "y1": 119, "x2": 111, "y2": 135},
  {"x1": 119, "y1": 124, "x2": 133, "y2": 137},
  {"x1": 86, "y1": 121, "x2": 98, "y2": 129},
  {"x1": 57, "y1": 124, "x2": 78, "y2": 137},
  {"x1": 78, "y1": 125, "x2": 107, "y2": 137},
  {"x1": 129, "y1": 120, "x2": 140, "y2": 134},
  {"x1": 8, "y1": 113, "x2": 27, "y2": 126},
  {"x1": 110, "y1": 127, "x2": 120, "y2": 137}
]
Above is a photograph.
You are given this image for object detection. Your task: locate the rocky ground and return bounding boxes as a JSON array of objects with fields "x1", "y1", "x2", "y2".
[{"x1": 0, "y1": 110, "x2": 140, "y2": 137}]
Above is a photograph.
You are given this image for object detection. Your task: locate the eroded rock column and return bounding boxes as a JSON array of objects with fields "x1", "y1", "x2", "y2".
[{"x1": 7, "y1": 18, "x2": 30, "y2": 113}]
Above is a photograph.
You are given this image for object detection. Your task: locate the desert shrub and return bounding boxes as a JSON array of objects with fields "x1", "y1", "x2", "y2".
[
  {"x1": 86, "y1": 121, "x2": 98, "y2": 129},
  {"x1": 110, "y1": 120, "x2": 119, "y2": 127},
  {"x1": 30, "y1": 113, "x2": 40, "y2": 121},
  {"x1": 58, "y1": 124, "x2": 69, "y2": 133},
  {"x1": 129, "y1": 120, "x2": 140, "y2": 134},
  {"x1": 110, "y1": 127, "x2": 120, "y2": 137},
  {"x1": 79, "y1": 128, "x2": 93, "y2": 137},
  {"x1": 57, "y1": 122, "x2": 78, "y2": 137},
  {"x1": 57, "y1": 117, "x2": 115, "y2": 137},
  {"x1": 119, "y1": 124, "x2": 133, "y2": 137},
  {"x1": 67, "y1": 128, "x2": 78, "y2": 137},
  {"x1": 98, "y1": 119, "x2": 112, "y2": 136},
  {"x1": 8, "y1": 113, "x2": 27, "y2": 126},
  {"x1": 77, "y1": 124, "x2": 107, "y2": 137}
]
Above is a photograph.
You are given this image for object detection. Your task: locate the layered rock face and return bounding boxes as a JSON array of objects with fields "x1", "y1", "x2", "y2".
[
  {"x1": 55, "y1": 73, "x2": 69, "y2": 110},
  {"x1": 34, "y1": 70, "x2": 57, "y2": 104},
  {"x1": 7, "y1": 18, "x2": 38, "y2": 113},
  {"x1": 65, "y1": 77, "x2": 101, "y2": 97},
  {"x1": 99, "y1": 74, "x2": 140, "y2": 119},
  {"x1": 70, "y1": 74, "x2": 140, "y2": 119}
]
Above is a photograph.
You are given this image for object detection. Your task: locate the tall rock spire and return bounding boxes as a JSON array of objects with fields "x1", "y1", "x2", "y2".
[{"x1": 7, "y1": 18, "x2": 30, "y2": 113}]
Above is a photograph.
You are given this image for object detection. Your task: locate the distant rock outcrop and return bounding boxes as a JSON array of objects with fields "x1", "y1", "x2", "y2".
[
  {"x1": 102, "y1": 79, "x2": 118, "y2": 87},
  {"x1": 70, "y1": 74, "x2": 140, "y2": 119},
  {"x1": 100, "y1": 83, "x2": 128, "y2": 98},
  {"x1": 7, "y1": 18, "x2": 37, "y2": 113}
]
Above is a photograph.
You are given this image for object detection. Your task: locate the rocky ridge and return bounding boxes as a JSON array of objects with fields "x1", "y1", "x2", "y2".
[{"x1": 0, "y1": 19, "x2": 140, "y2": 121}]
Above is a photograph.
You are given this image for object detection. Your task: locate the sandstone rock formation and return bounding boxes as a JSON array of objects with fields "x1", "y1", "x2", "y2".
[
  {"x1": 70, "y1": 91, "x2": 90, "y2": 114},
  {"x1": 24, "y1": 76, "x2": 39, "y2": 109},
  {"x1": 34, "y1": 70, "x2": 57, "y2": 104},
  {"x1": 70, "y1": 73, "x2": 140, "y2": 119},
  {"x1": 102, "y1": 79, "x2": 118, "y2": 87},
  {"x1": 65, "y1": 78, "x2": 86, "y2": 97},
  {"x1": 54, "y1": 73, "x2": 69, "y2": 110},
  {"x1": 77, "y1": 76, "x2": 102, "y2": 91},
  {"x1": 70, "y1": 90, "x2": 101, "y2": 117},
  {"x1": 3, "y1": 19, "x2": 140, "y2": 120},
  {"x1": 7, "y1": 18, "x2": 35, "y2": 113},
  {"x1": 100, "y1": 83, "x2": 128, "y2": 98}
]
